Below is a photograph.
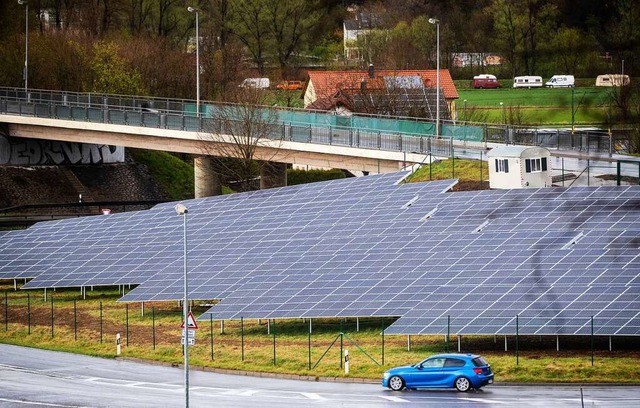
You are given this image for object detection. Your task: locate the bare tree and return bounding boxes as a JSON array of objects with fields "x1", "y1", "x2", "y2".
[{"x1": 197, "y1": 88, "x2": 287, "y2": 192}]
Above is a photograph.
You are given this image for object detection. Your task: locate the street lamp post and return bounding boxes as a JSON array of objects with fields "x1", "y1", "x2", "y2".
[
  {"x1": 18, "y1": 0, "x2": 28, "y2": 93},
  {"x1": 175, "y1": 203, "x2": 189, "y2": 407},
  {"x1": 187, "y1": 6, "x2": 200, "y2": 117},
  {"x1": 429, "y1": 18, "x2": 440, "y2": 138}
]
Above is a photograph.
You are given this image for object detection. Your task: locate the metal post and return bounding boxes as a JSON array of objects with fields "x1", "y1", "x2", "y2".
[
  {"x1": 210, "y1": 314, "x2": 214, "y2": 361},
  {"x1": 174, "y1": 203, "x2": 189, "y2": 407},
  {"x1": 126, "y1": 304, "x2": 129, "y2": 346},
  {"x1": 308, "y1": 318, "x2": 312, "y2": 370},
  {"x1": 340, "y1": 321, "x2": 343, "y2": 368},
  {"x1": 241, "y1": 316, "x2": 244, "y2": 361},
  {"x1": 18, "y1": 1, "x2": 28, "y2": 93},
  {"x1": 27, "y1": 292, "x2": 30, "y2": 334},
  {"x1": 480, "y1": 150, "x2": 483, "y2": 183},
  {"x1": 187, "y1": 7, "x2": 200, "y2": 117},
  {"x1": 429, "y1": 17, "x2": 440, "y2": 137},
  {"x1": 50, "y1": 295, "x2": 54, "y2": 338},
  {"x1": 591, "y1": 316, "x2": 594, "y2": 367},
  {"x1": 381, "y1": 318, "x2": 385, "y2": 366},
  {"x1": 74, "y1": 299, "x2": 77, "y2": 341},
  {"x1": 516, "y1": 314, "x2": 519, "y2": 366},
  {"x1": 4, "y1": 291, "x2": 7, "y2": 331},
  {"x1": 446, "y1": 315, "x2": 450, "y2": 352},
  {"x1": 272, "y1": 319, "x2": 276, "y2": 366},
  {"x1": 152, "y1": 306, "x2": 156, "y2": 350},
  {"x1": 100, "y1": 301, "x2": 103, "y2": 343}
]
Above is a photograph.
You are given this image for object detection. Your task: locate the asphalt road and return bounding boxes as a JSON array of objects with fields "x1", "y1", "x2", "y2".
[{"x1": 1, "y1": 344, "x2": 640, "y2": 407}]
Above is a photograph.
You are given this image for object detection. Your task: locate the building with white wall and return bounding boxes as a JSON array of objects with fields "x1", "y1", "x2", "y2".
[{"x1": 487, "y1": 146, "x2": 552, "y2": 189}]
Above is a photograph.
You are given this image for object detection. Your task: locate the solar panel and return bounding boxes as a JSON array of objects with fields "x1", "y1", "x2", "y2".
[{"x1": 2, "y1": 170, "x2": 639, "y2": 336}]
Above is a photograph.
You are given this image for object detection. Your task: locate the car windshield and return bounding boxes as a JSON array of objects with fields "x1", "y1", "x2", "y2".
[{"x1": 472, "y1": 357, "x2": 489, "y2": 367}]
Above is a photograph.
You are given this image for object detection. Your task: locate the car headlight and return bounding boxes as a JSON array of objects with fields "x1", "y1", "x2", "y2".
[{"x1": 383, "y1": 372, "x2": 390, "y2": 378}]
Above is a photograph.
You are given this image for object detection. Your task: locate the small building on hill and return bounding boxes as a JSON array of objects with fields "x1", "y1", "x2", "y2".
[{"x1": 487, "y1": 146, "x2": 552, "y2": 189}]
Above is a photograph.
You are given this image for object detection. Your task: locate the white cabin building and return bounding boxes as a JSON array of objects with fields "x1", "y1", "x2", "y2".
[{"x1": 487, "y1": 146, "x2": 552, "y2": 189}]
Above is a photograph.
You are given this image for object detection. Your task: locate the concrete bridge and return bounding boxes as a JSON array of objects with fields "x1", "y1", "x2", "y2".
[{"x1": 0, "y1": 88, "x2": 452, "y2": 197}]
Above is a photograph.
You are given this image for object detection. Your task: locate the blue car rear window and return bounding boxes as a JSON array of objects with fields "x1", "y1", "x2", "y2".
[{"x1": 472, "y1": 357, "x2": 488, "y2": 367}]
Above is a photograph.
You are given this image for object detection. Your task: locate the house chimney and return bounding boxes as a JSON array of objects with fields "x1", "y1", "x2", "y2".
[{"x1": 368, "y1": 64, "x2": 374, "y2": 78}]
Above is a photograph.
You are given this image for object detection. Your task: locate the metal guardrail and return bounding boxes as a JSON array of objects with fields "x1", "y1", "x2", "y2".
[
  {"x1": 0, "y1": 87, "x2": 454, "y2": 158},
  {"x1": 0, "y1": 87, "x2": 629, "y2": 156}
]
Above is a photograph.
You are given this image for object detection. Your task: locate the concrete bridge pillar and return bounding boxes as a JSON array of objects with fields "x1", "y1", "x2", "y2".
[
  {"x1": 260, "y1": 161, "x2": 287, "y2": 190},
  {"x1": 194, "y1": 156, "x2": 221, "y2": 198}
]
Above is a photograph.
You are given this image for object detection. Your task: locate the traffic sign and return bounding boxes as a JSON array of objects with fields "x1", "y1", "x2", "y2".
[
  {"x1": 180, "y1": 311, "x2": 199, "y2": 329},
  {"x1": 181, "y1": 337, "x2": 195, "y2": 346},
  {"x1": 182, "y1": 329, "x2": 196, "y2": 338}
]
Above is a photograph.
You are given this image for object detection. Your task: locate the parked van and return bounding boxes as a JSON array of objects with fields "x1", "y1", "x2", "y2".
[
  {"x1": 513, "y1": 76, "x2": 543, "y2": 88},
  {"x1": 595, "y1": 74, "x2": 630, "y2": 87},
  {"x1": 239, "y1": 78, "x2": 270, "y2": 89},
  {"x1": 545, "y1": 75, "x2": 575, "y2": 88},
  {"x1": 473, "y1": 74, "x2": 501, "y2": 89}
]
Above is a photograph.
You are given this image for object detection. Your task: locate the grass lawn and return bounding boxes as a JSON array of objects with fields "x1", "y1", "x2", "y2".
[{"x1": 457, "y1": 87, "x2": 614, "y2": 125}]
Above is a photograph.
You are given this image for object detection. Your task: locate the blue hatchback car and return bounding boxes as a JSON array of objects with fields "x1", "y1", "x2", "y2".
[{"x1": 382, "y1": 353, "x2": 494, "y2": 392}]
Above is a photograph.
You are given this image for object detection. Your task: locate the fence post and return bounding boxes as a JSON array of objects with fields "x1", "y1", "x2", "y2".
[
  {"x1": 27, "y1": 292, "x2": 30, "y2": 335},
  {"x1": 100, "y1": 301, "x2": 103, "y2": 343},
  {"x1": 381, "y1": 318, "x2": 385, "y2": 366},
  {"x1": 74, "y1": 299, "x2": 77, "y2": 341},
  {"x1": 272, "y1": 319, "x2": 276, "y2": 366},
  {"x1": 591, "y1": 316, "x2": 594, "y2": 367},
  {"x1": 50, "y1": 295, "x2": 54, "y2": 338},
  {"x1": 152, "y1": 306, "x2": 156, "y2": 350},
  {"x1": 479, "y1": 151, "x2": 483, "y2": 184},
  {"x1": 126, "y1": 304, "x2": 129, "y2": 347},
  {"x1": 516, "y1": 314, "x2": 519, "y2": 366},
  {"x1": 4, "y1": 291, "x2": 6, "y2": 331},
  {"x1": 340, "y1": 321, "x2": 343, "y2": 369},
  {"x1": 308, "y1": 319, "x2": 312, "y2": 370},
  {"x1": 446, "y1": 315, "x2": 450, "y2": 352},
  {"x1": 241, "y1": 316, "x2": 244, "y2": 362},
  {"x1": 210, "y1": 314, "x2": 214, "y2": 361}
]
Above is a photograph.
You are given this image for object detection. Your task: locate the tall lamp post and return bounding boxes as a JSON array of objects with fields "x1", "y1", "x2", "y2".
[
  {"x1": 175, "y1": 203, "x2": 189, "y2": 407},
  {"x1": 18, "y1": 0, "x2": 28, "y2": 93},
  {"x1": 187, "y1": 6, "x2": 200, "y2": 117},
  {"x1": 429, "y1": 18, "x2": 440, "y2": 138}
]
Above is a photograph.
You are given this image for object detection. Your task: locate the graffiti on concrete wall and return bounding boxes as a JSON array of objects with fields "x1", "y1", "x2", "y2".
[{"x1": 0, "y1": 135, "x2": 124, "y2": 165}]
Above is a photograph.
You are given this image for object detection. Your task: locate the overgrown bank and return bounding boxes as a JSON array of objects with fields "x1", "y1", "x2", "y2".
[{"x1": 1, "y1": 285, "x2": 639, "y2": 384}]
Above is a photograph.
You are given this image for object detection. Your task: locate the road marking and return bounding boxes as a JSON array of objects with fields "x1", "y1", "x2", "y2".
[
  {"x1": 379, "y1": 395, "x2": 410, "y2": 402},
  {"x1": 300, "y1": 392, "x2": 325, "y2": 400},
  {"x1": 0, "y1": 397, "x2": 91, "y2": 408},
  {"x1": 237, "y1": 389, "x2": 260, "y2": 396},
  {"x1": 459, "y1": 397, "x2": 508, "y2": 404}
]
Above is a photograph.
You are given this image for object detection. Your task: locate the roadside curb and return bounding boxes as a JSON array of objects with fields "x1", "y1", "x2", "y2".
[
  {"x1": 114, "y1": 357, "x2": 638, "y2": 386},
  {"x1": 116, "y1": 356, "x2": 380, "y2": 383}
]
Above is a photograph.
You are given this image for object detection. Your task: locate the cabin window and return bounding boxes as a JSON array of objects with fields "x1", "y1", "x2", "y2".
[
  {"x1": 525, "y1": 157, "x2": 547, "y2": 173},
  {"x1": 495, "y1": 159, "x2": 509, "y2": 173}
]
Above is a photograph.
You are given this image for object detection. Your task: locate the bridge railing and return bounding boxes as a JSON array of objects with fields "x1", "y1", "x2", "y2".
[{"x1": 0, "y1": 88, "x2": 453, "y2": 158}]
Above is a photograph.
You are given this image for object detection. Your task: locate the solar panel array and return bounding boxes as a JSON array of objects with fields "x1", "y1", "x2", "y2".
[{"x1": 1, "y1": 171, "x2": 639, "y2": 336}]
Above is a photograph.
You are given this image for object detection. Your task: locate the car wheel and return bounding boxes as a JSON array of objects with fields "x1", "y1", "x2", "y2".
[
  {"x1": 388, "y1": 375, "x2": 405, "y2": 391},
  {"x1": 454, "y1": 377, "x2": 471, "y2": 392}
]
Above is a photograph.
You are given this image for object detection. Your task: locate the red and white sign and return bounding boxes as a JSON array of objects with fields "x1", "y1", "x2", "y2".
[{"x1": 180, "y1": 311, "x2": 199, "y2": 329}]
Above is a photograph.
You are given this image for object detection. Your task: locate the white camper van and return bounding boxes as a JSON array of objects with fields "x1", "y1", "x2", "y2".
[
  {"x1": 545, "y1": 75, "x2": 575, "y2": 88},
  {"x1": 595, "y1": 74, "x2": 630, "y2": 87},
  {"x1": 513, "y1": 76, "x2": 543, "y2": 88}
]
